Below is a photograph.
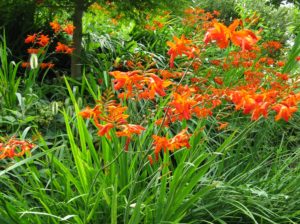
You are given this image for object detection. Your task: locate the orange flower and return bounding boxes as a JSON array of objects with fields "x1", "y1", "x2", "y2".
[
  {"x1": 55, "y1": 42, "x2": 66, "y2": 52},
  {"x1": 50, "y1": 21, "x2": 61, "y2": 33},
  {"x1": 110, "y1": 70, "x2": 143, "y2": 93},
  {"x1": 104, "y1": 105, "x2": 129, "y2": 124},
  {"x1": 152, "y1": 129, "x2": 190, "y2": 160},
  {"x1": 192, "y1": 61, "x2": 201, "y2": 71},
  {"x1": 213, "y1": 10, "x2": 220, "y2": 16},
  {"x1": 271, "y1": 94, "x2": 299, "y2": 122},
  {"x1": 159, "y1": 70, "x2": 183, "y2": 79},
  {"x1": 155, "y1": 117, "x2": 173, "y2": 127},
  {"x1": 64, "y1": 24, "x2": 75, "y2": 35},
  {"x1": 37, "y1": 34, "x2": 50, "y2": 47},
  {"x1": 27, "y1": 48, "x2": 44, "y2": 54},
  {"x1": 79, "y1": 105, "x2": 102, "y2": 126},
  {"x1": 145, "y1": 24, "x2": 156, "y2": 31},
  {"x1": 0, "y1": 138, "x2": 36, "y2": 160},
  {"x1": 40, "y1": 63, "x2": 55, "y2": 69},
  {"x1": 262, "y1": 41, "x2": 282, "y2": 51},
  {"x1": 21, "y1": 62, "x2": 30, "y2": 68},
  {"x1": 193, "y1": 107, "x2": 213, "y2": 118},
  {"x1": 148, "y1": 155, "x2": 154, "y2": 165},
  {"x1": 227, "y1": 89, "x2": 282, "y2": 121},
  {"x1": 80, "y1": 101, "x2": 146, "y2": 143},
  {"x1": 24, "y1": 34, "x2": 37, "y2": 44},
  {"x1": 111, "y1": 18, "x2": 118, "y2": 25},
  {"x1": 242, "y1": 61, "x2": 253, "y2": 68},
  {"x1": 65, "y1": 47, "x2": 74, "y2": 54},
  {"x1": 169, "y1": 91, "x2": 197, "y2": 120},
  {"x1": 116, "y1": 124, "x2": 145, "y2": 138},
  {"x1": 214, "y1": 76, "x2": 223, "y2": 85},
  {"x1": 152, "y1": 135, "x2": 169, "y2": 160},
  {"x1": 110, "y1": 70, "x2": 171, "y2": 100},
  {"x1": 210, "y1": 59, "x2": 221, "y2": 65},
  {"x1": 267, "y1": 58, "x2": 274, "y2": 65},
  {"x1": 97, "y1": 123, "x2": 114, "y2": 139},
  {"x1": 168, "y1": 129, "x2": 191, "y2": 151},
  {"x1": 250, "y1": 102, "x2": 269, "y2": 120},
  {"x1": 259, "y1": 57, "x2": 267, "y2": 63},
  {"x1": 79, "y1": 106, "x2": 99, "y2": 119},
  {"x1": 110, "y1": 70, "x2": 144, "y2": 98},
  {"x1": 276, "y1": 73, "x2": 288, "y2": 81},
  {"x1": 230, "y1": 91, "x2": 254, "y2": 112},
  {"x1": 55, "y1": 42, "x2": 74, "y2": 54},
  {"x1": 126, "y1": 60, "x2": 134, "y2": 68},
  {"x1": 146, "y1": 74, "x2": 172, "y2": 98},
  {"x1": 272, "y1": 104, "x2": 297, "y2": 122},
  {"x1": 231, "y1": 29, "x2": 260, "y2": 51},
  {"x1": 218, "y1": 122, "x2": 229, "y2": 130},
  {"x1": 204, "y1": 19, "x2": 259, "y2": 51},
  {"x1": 167, "y1": 35, "x2": 199, "y2": 68},
  {"x1": 204, "y1": 21, "x2": 231, "y2": 48},
  {"x1": 153, "y1": 20, "x2": 164, "y2": 29}
]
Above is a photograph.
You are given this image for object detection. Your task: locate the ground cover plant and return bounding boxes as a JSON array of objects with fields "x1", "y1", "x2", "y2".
[{"x1": 0, "y1": 0, "x2": 300, "y2": 223}]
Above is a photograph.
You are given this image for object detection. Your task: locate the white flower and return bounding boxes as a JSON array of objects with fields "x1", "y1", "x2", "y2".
[{"x1": 30, "y1": 53, "x2": 38, "y2": 69}]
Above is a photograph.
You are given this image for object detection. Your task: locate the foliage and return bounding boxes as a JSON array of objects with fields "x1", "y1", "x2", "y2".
[
  {"x1": 0, "y1": 1, "x2": 300, "y2": 224},
  {"x1": 196, "y1": 0, "x2": 300, "y2": 43},
  {"x1": 0, "y1": 0, "x2": 37, "y2": 55}
]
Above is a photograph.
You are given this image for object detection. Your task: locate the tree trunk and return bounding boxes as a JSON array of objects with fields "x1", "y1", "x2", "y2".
[{"x1": 71, "y1": 0, "x2": 84, "y2": 77}]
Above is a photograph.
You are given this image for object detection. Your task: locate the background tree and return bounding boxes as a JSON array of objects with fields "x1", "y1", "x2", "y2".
[
  {"x1": 1, "y1": 0, "x2": 189, "y2": 77},
  {"x1": 34, "y1": 0, "x2": 96, "y2": 77},
  {"x1": 0, "y1": 0, "x2": 37, "y2": 55},
  {"x1": 268, "y1": 0, "x2": 299, "y2": 7}
]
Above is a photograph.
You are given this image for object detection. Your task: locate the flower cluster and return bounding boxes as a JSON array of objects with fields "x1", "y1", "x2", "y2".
[
  {"x1": 183, "y1": 7, "x2": 219, "y2": 29},
  {"x1": 262, "y1": 40, "x2": 282, "y2": 54},
  {"x1": 272, "y1": 94, "x2": 300, "y2": 121},
  {"x1": 81, "y1": 7, "x2": 300, "y2": 165},
  {"x1": 50, "y1": 21, "x2": 75, "y2": 35},
  {"x1": 0, "y1": 138, "x2": 36, "y2": 160},
  {"x1": 25, "y1": 33, "x2": 49, "y2": 46},
  {"x1": 109, "y1": 69, "x2": 172, "y2": 99},
  {"x1": 49, "y1": 21, "x2": 75, "y2": 54},
  {"x1": 80, "y1": 101, "x2": 145, "y2": 150},
  {"x1": 151, "y1": 129, "x2": 190, "y2": 162},
  {"x1": 144, "y1": 12, "x2": 169, "y2": 31},
  {"x1": 204, "y1": 19, "x2": 260, "y2": 51},
  {"x1": 167, "y1": 35, "x2": 200, "y2": 68},
  {"x1": 23, "y1": 32, "x2": 54, "y2": 69},
  {"x1": 22, "y1": 21, "x2": 75, "y2": 70},
  {"x1": 55, "y1": 42, "x2": 74, "y2": 54},
  {"x1": 155, "y1": 86, "x2": 220, "y2": 127},
  {"x1": 21, "y1": 62, "x2": 55, "y2": 70}
]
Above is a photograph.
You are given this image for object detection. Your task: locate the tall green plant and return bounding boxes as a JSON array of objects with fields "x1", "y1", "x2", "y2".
[{"x1": 0, "y1": 35, "x2": 21, "y2": 109}]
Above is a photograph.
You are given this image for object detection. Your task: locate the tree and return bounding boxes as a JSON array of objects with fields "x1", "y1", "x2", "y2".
[
  {"x1": 71, "y1": 0, "x2": 95, "y2": 77},
  {"x1": 268, "y1": 0, "x2": 300, "y2": 7},
  {"x1": 2, "y1": 0, "x2": 189, "y2": 77},
  {"x1": 35, "y1": 0, "x2": 95, "y2": 77},
  {"x1": 42, "y1": 0, "x2": 189, "y2": 77}
]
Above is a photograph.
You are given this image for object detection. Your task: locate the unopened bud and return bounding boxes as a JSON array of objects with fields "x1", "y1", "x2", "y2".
[{"x1": 30, "y1": 54, "x2": 38, "y2": 69}]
